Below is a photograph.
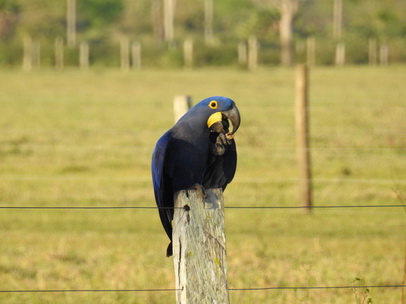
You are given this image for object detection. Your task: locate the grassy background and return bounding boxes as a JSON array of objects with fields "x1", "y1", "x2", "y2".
[{"x1": 0, "y1": 66, "x2": 405, "y2": 303}]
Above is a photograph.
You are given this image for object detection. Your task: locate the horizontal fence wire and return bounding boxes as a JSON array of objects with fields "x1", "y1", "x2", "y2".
[
  {"x1": 1, "y1": 175, "x2": 405, "y2": 186},
  {"x1": 1, "y1": 202, "x2": 404, "y2": 296},
  {"x1": 1, "y1": 284, "x2": 405, "y2": 294},
  {"x1": 0, "y1": 204, "x2": 405, "y2": 210},
  {"x1": 2, "y1": 143, "x2": 405, "y2": 151},
  {"x1": 0, "y1": 288, "x2": 177, "y2": 293}
]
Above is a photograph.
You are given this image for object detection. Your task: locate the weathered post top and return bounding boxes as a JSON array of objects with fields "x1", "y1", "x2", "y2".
[{"x1": 173, "y1": 187, "x2": 229, "y2": 304}]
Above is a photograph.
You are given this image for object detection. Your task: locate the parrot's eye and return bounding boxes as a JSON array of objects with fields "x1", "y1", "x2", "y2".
[{"x1": 209, "y1": 100, "x2": 218, "y2": 109}]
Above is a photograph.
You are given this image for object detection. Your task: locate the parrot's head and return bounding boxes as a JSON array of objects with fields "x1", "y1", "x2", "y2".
[
  {"x1": 199, "y1": 96, "x2": 241, "y2": 137},
  {"x1": 175, "y1": 96, "x2": 241, "y2": 139}
]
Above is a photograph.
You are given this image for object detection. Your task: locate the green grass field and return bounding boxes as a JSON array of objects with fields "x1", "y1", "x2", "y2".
[{"x1": 0, "y1": 66, "x2": 405, "y2": 303}]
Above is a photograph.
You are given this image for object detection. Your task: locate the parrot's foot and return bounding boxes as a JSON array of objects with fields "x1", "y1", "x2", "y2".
[
  {"x1": 189, "y1": 183, "x2": 207, "y2": 199},
  {"x1": 226, "y1": 132, "x2": 234, "y2": 140},
  {"x1": 213, "y1": 133, "x2": 232, "y2": 155}
]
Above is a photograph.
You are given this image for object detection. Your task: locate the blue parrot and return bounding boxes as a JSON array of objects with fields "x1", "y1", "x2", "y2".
[{"x1": 151, "y1": 96, "x2": 241, "y2": 257}]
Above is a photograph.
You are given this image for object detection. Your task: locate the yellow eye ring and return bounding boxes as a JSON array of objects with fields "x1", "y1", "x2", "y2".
[{"x1": 208, "y1": 100, "x2": 218, "y2": 109}]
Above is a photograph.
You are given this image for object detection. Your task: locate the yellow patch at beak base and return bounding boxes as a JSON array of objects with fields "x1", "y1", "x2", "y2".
[{"x1": 207, "y1": 112, "x2": 222, "y2": 128}]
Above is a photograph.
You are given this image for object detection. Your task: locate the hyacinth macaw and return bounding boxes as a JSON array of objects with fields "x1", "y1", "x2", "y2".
[{"x1": 151, "y1": 96, "x2": 241, "y2": 257}]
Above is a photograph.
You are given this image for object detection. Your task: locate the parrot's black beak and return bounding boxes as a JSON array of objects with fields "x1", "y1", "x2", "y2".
[{"x1": 223, "y1": 104, "x2": 241, "y2": 135}]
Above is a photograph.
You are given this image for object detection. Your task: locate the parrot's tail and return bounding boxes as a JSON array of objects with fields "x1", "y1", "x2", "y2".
[{"x1": 166, "y1": 242, "x2": 173, "y2": 257}]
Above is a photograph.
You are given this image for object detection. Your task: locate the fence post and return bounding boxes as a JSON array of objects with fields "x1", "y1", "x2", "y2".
[
  {"x1": 173, "y1": 187, "x2": 229, "y2": 304},
  {"x1": 295, "y1": 64, "x2": 312, "y2": 213},
  {"x1": 55, "y1": 37, "x2": 64, "y2": 70},
  {"x1": 333, "y1": 0, "x2": 343, "y2": 39},
  {"x1": 306, "y1": 37, "x2": 315, "y2": 67},
  {"x1": 248, "y1": 35, "x2": 258, "y2": 71},
  {"x1": 183, "y1": 39, "x2": 193, "y2": 68},
  {"x1": 173, "y1": 95, "x2": 192, "y2": 123},
  {"x1": 131, "y1": 41, "x2": 141, "y2": 70},
  {"x1": 22, "y1": 35, "x2": 32, "y2": 71},
  {"x1": 238, "y1": 42, "x2": 247, "y2": 67},
  {"x1": 335, "y1": 42, "x2": 345, "y2": 66},
  {"x1": 204, "y1": 0, "x2": 214, "y2": 45},
  {"x1": 368, "y1": 38, "x2": 377, "y2": 66},
  {"x1": 33, "y1": 41, "x2": 41, "y2": 69},
  {"x1": 120, "y1": 37, "x2": 130, "y2": 71},
  {"x1": 79, "y1": 41, "x2": 89, "y2": 70},
  {"x1": 163, "y1": 0, "x2": 174, "y2": 44},
  {"x1": 66, "y1": 0, "x2": 76, "y2": 47},
  {"x1": 379, "y1": 44, "x2": 389, "y2": 66}
]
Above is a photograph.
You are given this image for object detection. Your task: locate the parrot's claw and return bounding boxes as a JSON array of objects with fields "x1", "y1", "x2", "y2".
[
  {"x1": 226, "y1": 133, "x2": 234, "y2": 140},
  {"x1": 190, "y1": 183, "x2": 207, "y2": 200}
]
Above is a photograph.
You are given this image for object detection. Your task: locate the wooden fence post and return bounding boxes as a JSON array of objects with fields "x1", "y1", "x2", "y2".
[
  {"x1": 335, "y1": 42, "x2": 345, "y2": 66},
  {"x1": 173, "y1": 95, "x2": 192, "y2": 123},
  {"x1": 66, "y1": 0, "x2": 76, "y2": 47},
  {"x1": 368, "y1": 38, "x2": 377, "y2": 66},
  {"x1": 22, "y1": 35, "x2": 32, "y2": 71},
  {"x1": 279, "y1": 0, "x2": 296, "y2": 67},
  {"x1": 131, "y1": 41, "x2": 141, "y2": 70},
  {"x1": 306, "y1": 37, "x2": 315, "y2": 67},
  {"x1": 79, "y1": 41, "x2": 89, "y2": 70},
  {"x1": 55, "y1": 37, "x2": 64, "y2": 70},
  {"x1": 295, "y1": 64, "x2": 312, "y2": 213},
  {"x1": 204, "y1": 0, "x2": 214, "y2": 45},
  {"x1": 238, "y1": 42, "x2": 247, "y2": 67},
  {"x1": 333, "y1": 0, "x2": 343, "y2": 39},
  {"x1": 248, "y1": 35, "x2": 258, "y2": 71},
  {"x1": 120, "y1": 37, "x2": 130, "y2": 71},
  {"x1": 173, "y1": 187, "x2": 229, "y2": 304},
  {"x1": 183, "y1": 39, "x2": 193, "y2": 68},
  {"x1": 33, "y1": 41, "x2": 41, "y2": 69},
  {"x1": 379, "y1": 44, "x2": 389, "y2": 66},
  {"x1": 163, "y1": 0, "x2": 174, "y2": 43}
]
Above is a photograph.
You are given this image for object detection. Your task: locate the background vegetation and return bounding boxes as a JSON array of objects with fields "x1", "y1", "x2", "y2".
[
  {"x1": 0, "y1": 67, "x2": 405, "y2": 303},
  {"x1": 1, "y1": 0, "x2": 406, "y2": 67},
  {"x1": 1, "y1": 0, "x2": 405, "y2": 303}
]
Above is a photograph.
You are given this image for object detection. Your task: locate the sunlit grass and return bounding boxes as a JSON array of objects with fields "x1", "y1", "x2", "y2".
[{"x1": 0, "y1": 66, "x2": 405, "y2": 303}]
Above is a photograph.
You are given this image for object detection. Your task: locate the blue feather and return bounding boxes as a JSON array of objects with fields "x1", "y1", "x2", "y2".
[{"x1": 151, "y1": 96, "x2": 240, "y2": 257}]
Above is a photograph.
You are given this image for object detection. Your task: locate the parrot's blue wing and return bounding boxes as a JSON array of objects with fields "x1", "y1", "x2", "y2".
[
  {"x1": 152, "y1": 133, "x2": 170, "y2": 201},
  {"x1": 151, "y1": 131, "x2": 174, "y2": 255}
]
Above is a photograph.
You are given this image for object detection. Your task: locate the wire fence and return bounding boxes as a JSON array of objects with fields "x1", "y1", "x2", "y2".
[
  {"x1": 1, "y1": 132, "x2": 404, "y2": 299},
  {"x1": 1, "y1": 174, "x2": 405, "y2": 187},
  {"x1": 1, "y1": 199, "x2": 405, "y2": 299},
  {"x1": 1, "y1": 142, "x2": 405, "y2": 152},
  {"x1": 1, "y1": 284, "x2": 405, "y2": 294},
  {"x1": 1, "y1": 202, "x2": 404, "y2": 297},
  {"x1": 1, "y1": 63, "x2": 404, "y2": 302},
  {"x1": 1, "y1": 204, "x2": 405, "y2": 210},
  {"x1": 1, "y1": 203, "x2": 405, "y2": 296}
]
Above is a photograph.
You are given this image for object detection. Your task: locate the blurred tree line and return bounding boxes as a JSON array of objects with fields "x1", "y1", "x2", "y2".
[{"x1": 0, "y1": 0, "x2": 405, "y2": 68}]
